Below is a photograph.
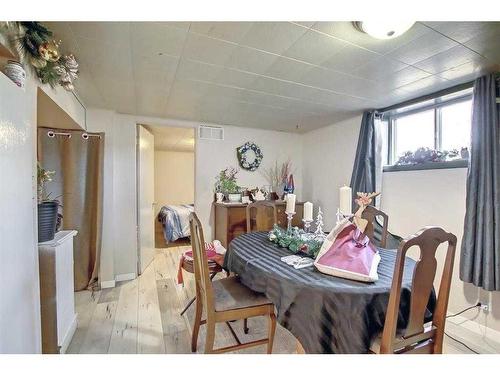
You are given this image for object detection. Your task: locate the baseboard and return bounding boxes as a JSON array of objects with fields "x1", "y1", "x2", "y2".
[
  {"x1": 100, "y1": 279, "x2": 116, "y2": 289},
  {"x1": 447, "y1": 315, "x2": 500, "y2": 353},
  {"x1": 115, "y1": 272, "x2": 136, "y2": 282},
  {"x1": 60, "y1": 314, "x2": 77, "y2": 354}
]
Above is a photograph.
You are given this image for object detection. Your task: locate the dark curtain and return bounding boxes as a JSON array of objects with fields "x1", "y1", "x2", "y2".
[
  {"x1": 349, "y1": 111, "x2": 402, "y2": 249},
  {"x1": 38, "y1": 128, "x2": 105, "y2": 291},
  {"x1": 350, "y1": 111, "x2": 378, "y2": 208},
  {"x1": 460, "y1": 74, "x2": 500, "y2": 291}
]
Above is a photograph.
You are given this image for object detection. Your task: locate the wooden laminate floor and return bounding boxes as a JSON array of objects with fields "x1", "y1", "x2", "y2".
[{"x1": 67, "y1": 245, "x2": 478, "y2": 354}]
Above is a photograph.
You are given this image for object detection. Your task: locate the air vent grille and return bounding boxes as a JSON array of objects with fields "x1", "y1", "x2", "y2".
[{"x1": 198, "y1": 125, "x2": 224, "y2": 141}]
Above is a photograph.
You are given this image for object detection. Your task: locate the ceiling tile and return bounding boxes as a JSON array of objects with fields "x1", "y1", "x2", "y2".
[
  {"x1": 182, "y1": 32, "x2": 237, "y2": 65},
  {"x1": 464, "y1": 28, "x2": 500, "y2": 63},
  {"x1": 320, "y1": 44, "x2": 380, "y2": 73},
  {"x1": 97, "y1": 79, "x2": 136, "y2": 114},
  {"x1": 414, "y1": 45, "x2": 484, "y2": 74},
  {"x1": 385, "y1": 31, "x2": 458, "y2": 65},
  {"x1": 135, "y1": 86, "x2": 169, "y2": 118},
  {"x1": 396, "y1": 75, "x2": 450, "y2": 96},
  {"x1": 175, "y1": 59, "x2": 223, "y2": 82},
  {"x1": 189, "y1": 22, "x2": 254, "y2": 43},
  {"x1": 131, "y1": 22, "x2": 187, "y2": 58},
  {"x1": 352, "y1": 56, "x2": 409, "y2": 81},
  {"x1": 68, "y1": 22, "x2": 130, "y2": 45},
  {"x1": 380, "y1": 66, "x2": 431, "y2": 89},
  {"x1": 422, "y1": 21, "x2": 500, "y2": 43},
  {"x1": 226, "y1": 46, "x2": 278, "y2": 74},
  {"x1": 282, "y1": 30, "x2": 347, "y2": 66},
  {"x1": 311, "y1": 22, "x2": 430, "y2": 54},
  {"x1": 437, "y1": 60, "x2": 500, "y2": 82},
  {"x1": 264, "y1": 57, "x2": 311, "y2": 81},
  {"x1": 214, "y1": 68, "x2": 257, "y2": 89},
  {"x1": 239, "y1": 22, "x2": 308, "y2": 54}
]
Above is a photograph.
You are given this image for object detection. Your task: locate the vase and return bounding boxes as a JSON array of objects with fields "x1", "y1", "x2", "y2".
[
  {"x1": 38, "y1": 201, "x2": 59, "y2": 242},
  {"x1": 215, "y1": 192, "x2": 224, "y2": 203},
  {"x1": 3, "y1": 60, "x2": 26, "y2": 89}
]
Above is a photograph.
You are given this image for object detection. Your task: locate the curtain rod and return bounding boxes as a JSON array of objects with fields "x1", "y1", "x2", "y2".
[
  {"x1": 45, "y1": 130, "x2": 102, "y2": 140},
  {"x1": 377, "y1": 80, "x2": 474, "y2": 114},
  {"x1": 47, "y1": 130, "x2": 71, "y2": 138}
]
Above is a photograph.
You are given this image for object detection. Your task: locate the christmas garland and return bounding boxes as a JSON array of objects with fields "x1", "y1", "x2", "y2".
[
  {"x1": 236, "y1": 142, "x2": 263, "y2": 171},
  {"x1": 268, "y1": 225, "x2": 324, "y2": 258},
  {"x1": 1, "y1": 22, "x2": 79, "y2": 91}
]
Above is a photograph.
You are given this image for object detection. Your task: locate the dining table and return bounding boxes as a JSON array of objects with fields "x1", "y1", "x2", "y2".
[{"x1": 223, "y1": 231, "x2": 436, "y2": 354}]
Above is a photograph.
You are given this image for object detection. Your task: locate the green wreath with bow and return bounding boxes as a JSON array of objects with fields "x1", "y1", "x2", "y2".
[{"x1": 236, "y1": 142, "x2": 263, "y2": 171}]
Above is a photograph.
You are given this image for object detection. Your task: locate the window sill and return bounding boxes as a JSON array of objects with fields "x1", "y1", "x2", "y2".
[{"x1": 383, "y1": 159, "x2": 468, "y2": 172}]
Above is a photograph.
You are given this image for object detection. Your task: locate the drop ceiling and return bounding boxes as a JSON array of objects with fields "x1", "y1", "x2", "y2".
[{"x1": 44, "y1": 21, "x2": 500, "y2": 133}]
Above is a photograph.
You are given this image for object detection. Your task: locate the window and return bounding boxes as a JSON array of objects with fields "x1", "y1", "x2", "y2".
[{"x1": 385, "y1": 88, "x2": 472, "y2": 170}]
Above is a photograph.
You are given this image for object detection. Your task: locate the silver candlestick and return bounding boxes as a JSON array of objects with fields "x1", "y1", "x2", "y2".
[
  {"x1": 302, "y1": 219, "x2": 313, "y2": 233},
  {"x1": 286, "y1": 212, "x2": 295, "y2": 232}
]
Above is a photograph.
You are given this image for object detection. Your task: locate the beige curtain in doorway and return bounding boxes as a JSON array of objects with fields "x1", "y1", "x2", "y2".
[{"x1": 38, "y1": 128, "x2": 104, "y2": 291}]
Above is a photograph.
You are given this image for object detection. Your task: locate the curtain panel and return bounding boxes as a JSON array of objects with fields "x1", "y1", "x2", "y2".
[{"x1": 460, "y1": 74, "x2": 500, "y2": 291}]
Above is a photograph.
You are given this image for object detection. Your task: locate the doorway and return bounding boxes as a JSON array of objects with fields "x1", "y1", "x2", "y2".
[{"x1": 136, "y1": 124, "x2": 195, "y2": 275}]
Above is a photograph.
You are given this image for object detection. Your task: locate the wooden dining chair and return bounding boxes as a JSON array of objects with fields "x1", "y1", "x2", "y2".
[
  {"x1": 361, "y1": 205, "x2": 389, "y2": 248},
  {"x1": 372, "y1": 226, "x2": 457, "y2": 354},
  {"x1": 246, "y1": 201, "x2": 278, "y2": 233},
  {"x1": 189, "y1": 212, "x2": 277, "y2": 354}
]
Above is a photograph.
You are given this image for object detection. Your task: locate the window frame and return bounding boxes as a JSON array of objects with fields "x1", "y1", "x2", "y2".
[{"x1": 384, "y1": 91, "x2": 473, "y2": 171}]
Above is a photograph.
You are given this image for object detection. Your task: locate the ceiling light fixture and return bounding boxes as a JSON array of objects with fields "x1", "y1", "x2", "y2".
[{"x1": 353, "y1": 21, "x2": 415, "y2": 40}]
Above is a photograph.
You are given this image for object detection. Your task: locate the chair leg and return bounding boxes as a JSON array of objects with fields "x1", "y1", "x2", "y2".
[
  {"x1": 191, "y1": 297, "x2": 203, "y2": 352},
  {"x1": 204, "y1": 321, "x2": 216, "y2": 354},
  {"x1": 267, "y1": 312, "x2": 276, "y2": 354},
  {"x1": 243, "y1": 318, "x2": 249, "y2": 334}
]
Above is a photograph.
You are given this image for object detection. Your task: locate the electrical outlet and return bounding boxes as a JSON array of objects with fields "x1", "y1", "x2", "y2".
[{"x1": 480, "y1": 304, "x2": 489, "y2": 312}]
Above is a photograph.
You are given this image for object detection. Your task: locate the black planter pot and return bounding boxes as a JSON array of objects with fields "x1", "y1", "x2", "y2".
[{"x1": 38, "y1": 201, "x2": 59, "y2": 243}]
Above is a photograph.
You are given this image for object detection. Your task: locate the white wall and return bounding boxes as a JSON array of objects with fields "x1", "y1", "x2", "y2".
[
  {"x1": 302, "y1": 114, "x2": 500, "y2": 337},
  {"x1": 302, "y1": 116, "x2": 361, "y2": 230},
  {"x1": 154, "y1": 151, "x2": 194, "y2": 211},
  {"x1": 197, "y1": 124, "x2": 303, "y2": 239},
  {"x1": 0, "y1": 74, "x2": 41, "y2": 353}
]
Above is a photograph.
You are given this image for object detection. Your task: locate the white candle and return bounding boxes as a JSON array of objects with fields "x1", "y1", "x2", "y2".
[
  {"x1": 339, "y1": 186, "x2": 352, "y2": 214},
  {"x1": 285, "y1": 194, "x2": 296, "y2": 214},
  {"x1": 303, "y1": 201, "x2": 313, "y2": 221}
]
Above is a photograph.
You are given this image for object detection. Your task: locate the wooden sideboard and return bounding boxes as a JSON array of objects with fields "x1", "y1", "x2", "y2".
[{"x1": 214, "y1": 201, "x2": 304, "y2": 248}]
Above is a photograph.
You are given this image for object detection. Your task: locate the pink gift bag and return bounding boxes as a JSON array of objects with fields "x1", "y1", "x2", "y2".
[{"x1": 314, "y1": 219, "x2": 381, "y2": 282}]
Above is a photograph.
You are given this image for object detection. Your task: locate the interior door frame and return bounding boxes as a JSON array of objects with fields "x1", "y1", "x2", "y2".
[{"x1": 135, "y1": 123, "x2": 197, "y2": 276}]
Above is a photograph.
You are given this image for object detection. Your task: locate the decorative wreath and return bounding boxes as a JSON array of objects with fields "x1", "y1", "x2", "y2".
[{"x1": 236, "y1": 142, "x2": 263, "y2": 171}]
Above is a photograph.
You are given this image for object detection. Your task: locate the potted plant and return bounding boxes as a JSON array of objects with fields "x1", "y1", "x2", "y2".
[
  {"x1": 215, "y1": 167, "x2": 241, "y2": 202},
  {"x1": 37, "y1": 162, "x2": 59, "y2": 242}
]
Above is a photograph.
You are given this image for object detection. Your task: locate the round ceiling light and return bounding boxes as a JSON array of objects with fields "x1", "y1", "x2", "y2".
[{"x1": 353, "y1": 21, "x2": 415, "y2": 39}]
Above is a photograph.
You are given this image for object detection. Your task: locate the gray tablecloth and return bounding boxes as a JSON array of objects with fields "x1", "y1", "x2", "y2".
[{"x1": 223, "y1": 231, "x2": 435, "y2": 354}]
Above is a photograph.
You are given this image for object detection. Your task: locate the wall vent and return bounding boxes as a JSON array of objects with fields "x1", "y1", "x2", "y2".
[{"x1": 198, "y1": 125, "x2": 224, "y2": 141}]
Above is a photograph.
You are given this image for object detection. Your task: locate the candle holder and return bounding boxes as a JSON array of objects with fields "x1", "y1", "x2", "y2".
[
  {"x1": 302, "y1": 219, "x2": 313, "y2": 233},
  {"x1": 286, "y1": 211, "x2": 295, "y2": 232}
]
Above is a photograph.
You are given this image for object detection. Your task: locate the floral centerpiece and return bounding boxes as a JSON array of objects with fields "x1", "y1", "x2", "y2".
[{"x1": 214, "y1": 167, "x2": 241, "y2": 202}]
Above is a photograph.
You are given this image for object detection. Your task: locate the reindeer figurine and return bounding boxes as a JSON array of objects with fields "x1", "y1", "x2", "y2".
[{"x1": 352, "y1": 191, "x2": 380, "y2": 232}]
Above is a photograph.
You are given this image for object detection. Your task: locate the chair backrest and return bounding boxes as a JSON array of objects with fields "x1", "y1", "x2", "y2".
[
  {"x1": 361, "y1": 205, "x2": 389, "y2": 248},
  {"x1": 380, "y1": 227, "x2": 457, "y2": 354},
  {"x1": 189, "y1": 212, "x2": 215, "y2": 312},
  {"x1": 246, "y1": 201, "x2": 278, "y2": 233}
]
